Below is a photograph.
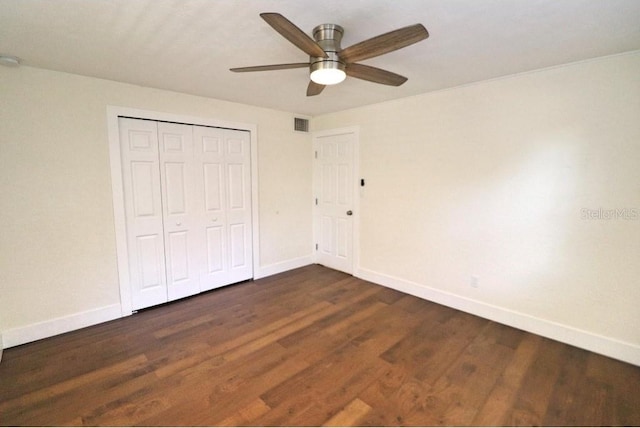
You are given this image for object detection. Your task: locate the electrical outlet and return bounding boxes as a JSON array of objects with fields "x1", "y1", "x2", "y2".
[{"x1": 470, "y1": 275, "x2": 479, "y2": 288}]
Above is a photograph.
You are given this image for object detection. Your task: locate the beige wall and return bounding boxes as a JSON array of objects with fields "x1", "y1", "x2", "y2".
[
  {"x1": 314, "y1": 52, "x2": 640, "y2": 348},
  {"x1": 2, "y1": 52, "x2": 639, "y2": 363},
  {"x1": 0, "y1": 66, "x2": 312, "y2": 334}
]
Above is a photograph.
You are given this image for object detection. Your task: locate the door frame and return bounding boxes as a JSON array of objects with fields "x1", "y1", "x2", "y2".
[
  {"x1": 312, "y1": 126, "x2": 360, "y2": 274},
  {"x1": 107, "y1": 106, "x2": 260, "y2": 316}
]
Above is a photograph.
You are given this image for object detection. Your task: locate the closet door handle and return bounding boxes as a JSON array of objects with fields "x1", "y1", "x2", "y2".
[
  {"x1": 176, "y1": 221, "x2": 182, "y2": 226},
  {"x1": 212, "y1": 218, "x2": 218, "y2": 222}
]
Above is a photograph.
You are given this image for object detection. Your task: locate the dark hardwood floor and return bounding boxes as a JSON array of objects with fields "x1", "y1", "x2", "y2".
[{"x1": 1, "y1": 265, "x2": 639, "y2": 426}]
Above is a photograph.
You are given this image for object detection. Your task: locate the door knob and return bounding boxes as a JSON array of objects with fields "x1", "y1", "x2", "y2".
[
  {"x1": 176, "y1": 221, "x2": 182, "y2": 226},
  {"x1": 346, "y1": 210, "x2": 353, "y2": 216},
  {"x1": 212, "y1": 218, "x2": 218, "y2": 222}
]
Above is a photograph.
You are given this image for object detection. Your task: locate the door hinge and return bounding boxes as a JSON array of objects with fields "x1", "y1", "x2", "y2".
[
  {"x1": 315, "y1": 198, "x2": 318, "y2": 206},
  {"x1": 314, "y1": 150, "x2": 318, "y2": 159},
  {"x1": 315, "y1": 243, "x2": 318, "y2": 250}
]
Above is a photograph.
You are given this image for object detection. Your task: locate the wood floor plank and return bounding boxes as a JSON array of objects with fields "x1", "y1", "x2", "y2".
[
  {"x1": 276, "y1": 295, "x2": 384, "y2": 348},
  {"x1": 9, "y1": 357, "x2": 159, "y2": 426},
  {"x1": 472, "y1": 333, "x2": 542, "y2": 425},
  {"x1": 139, "y1": 344, "x2": 309, "y2": 426},
  {"x1": 351, "y1": 311, "x2": 425, "y2": 359},
  {"x1": 356, "y1": 364, "x2": 413, "y2": 424},
  {"x1": 542, "y1": 346, "x2": 590, "y2": 426},
  {"x1": 257, "y1": 343, "x2": 388, "y2": 426},
  {"x1": 323, "y1": 398, "x2": 373, "y2": 426},
  {"x1": 304, "y1": 357, "x2": 388, "y2": 425},
  {"x1": 152, "y1": 301, "x2": 333, "y2": 379},
  {"x1": 380, "y1": 310, "x2": 489, "y2": 387},
  {"x1": 586, "y1": 352, "x2": 640, "y2": 425},
  {"x1": 0, "y1": 354, "x2": 148, "y2": 419},
  {"x1": 83, "y1": 341, "x2": 288, "y2": 426},
  {"x1": 217, "y1": 398, "x2": 272, "y2": 426},
  {"x1": 506, "y1": 338, "x2": 570, "y2": 426},
  {"x1": 1, "y1": 265, "x2": 639, "y2": 426},
  {"x1": 429, "y1": 323, "x2": 516, "y2": 426}
]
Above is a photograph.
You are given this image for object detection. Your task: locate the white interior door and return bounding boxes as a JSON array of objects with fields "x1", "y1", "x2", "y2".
[
  {"x1": 314, "y1": 130, "x2": 356, "y2": 274},
  {"x1": 119, "y1": 118, "x2": 167, "y2": 309},
  {"x1": 157, "y1": 122, "x2": 201, "y2": 301},
  {"x1": 193, "y1": 126, "x2": 253, "y2": 290}
]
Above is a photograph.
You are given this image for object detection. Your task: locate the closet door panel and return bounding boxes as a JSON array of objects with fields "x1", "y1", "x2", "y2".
[
  {"x1": 131, "y1": 161, "x2": 156, "y2": 216},
  {"x1": 164, "y1": 162, "x2": 187, "y2": 215},
  {"x1": 227, "y1": 163, "x2": 246, "y2": 209},
  {"x1": 229, "y1": 223, "x2": 247, "y2": 268},
  {"x1": 206, "y1": 226, "x2": 225, "y2": 273},
  {"x1": 119, "y1": 118, "x2": 167, "y2": 310},
  {"x1": 194, "y1": 126, "x2": 253, "y2": 289},
  {"x1": 224, "y1": 129, "x2": 253, "y2": 283},
  {"x1": 158, "y1": 122, "x2": 202, "y2": 301},
  {"x1": 203, "y1": 163, "x2": 223, "y2": 212},
  {"x1": 167, "y1": 231, "x2": 189, "y2": 281},
  {"x1": 202, "y1": 159, "x2": 226, "y2": 286},
  {"x1": 135, "y1": 234, "x2": 164, "y2": 289},
  {"x1": 194, "y1": 126, "x2": 229, "y2": 290}
]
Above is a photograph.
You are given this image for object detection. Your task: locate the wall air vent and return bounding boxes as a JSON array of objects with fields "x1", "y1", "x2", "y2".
[{"x1": 294, "y1": 117, "x2": 309, "y2": 133}]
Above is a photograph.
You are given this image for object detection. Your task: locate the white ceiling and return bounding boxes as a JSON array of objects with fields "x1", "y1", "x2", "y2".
[{"x1": 1, "y1": 0, "x2": 640, "y2": 116}]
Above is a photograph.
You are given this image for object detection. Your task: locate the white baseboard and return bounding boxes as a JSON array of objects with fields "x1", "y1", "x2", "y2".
[
  {"x1": 2, "y1": 304, "x2": 122, "y2": 349},
  {"x1": 356, "y1": 267, "x2": 640, "y2": 367},
  {"x1": 5, "y1": 265, "x2": 636, "y2": 367},
  {"x1": 255, "y1": 255, "x2": 313, "y2": 280}
]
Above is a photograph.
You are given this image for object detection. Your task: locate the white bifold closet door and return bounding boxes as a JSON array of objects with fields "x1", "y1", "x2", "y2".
[
  {"x1": 193, "y1": 125, "x2": 253, "y2": 291},
  {"x1": 119, "y1": 117, "x2": 252, "y2": 310}
]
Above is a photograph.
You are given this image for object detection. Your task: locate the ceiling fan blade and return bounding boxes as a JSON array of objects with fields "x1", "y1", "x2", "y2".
[
  {"x1": 307, "y1": 81, "x2": 325, "y2": 96},
  {"x1": 346, "y1": 63, "x2": 408, "y2": 86},
  {"x1": 339, "y1": 24, "x2": 429, "y2": 63},
  {"x1": 260, "y1": 13, "x2": 327, "y2": 58},
  {"x1": 230, "y1": 63, "x2": 309, "y2": 72}
]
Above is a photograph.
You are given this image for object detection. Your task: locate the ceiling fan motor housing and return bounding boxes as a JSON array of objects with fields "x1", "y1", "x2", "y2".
[{"x1": 310, "y1": 24, "x2": 345, "y2": 81}]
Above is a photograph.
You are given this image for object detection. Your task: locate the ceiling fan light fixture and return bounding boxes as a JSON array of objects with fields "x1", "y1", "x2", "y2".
[
  {"x1": 310, "y1": 53, "x2": 346, "y2": 85},
  {"x1": 310, "y1": 65, "x2": 346, "y2": 85}
]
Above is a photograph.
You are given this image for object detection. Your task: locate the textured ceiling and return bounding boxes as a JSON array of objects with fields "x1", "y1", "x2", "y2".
[{"x1": 1, "y1": 0, "x2": 640, "y2": 116}]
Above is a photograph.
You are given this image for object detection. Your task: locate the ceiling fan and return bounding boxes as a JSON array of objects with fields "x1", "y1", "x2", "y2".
[{"x1": 230, "y1": 13, "x2": 429, "y2": 96}]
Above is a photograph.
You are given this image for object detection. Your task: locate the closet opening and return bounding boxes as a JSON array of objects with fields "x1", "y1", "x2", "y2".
[{"x1": 107, "y1": 107, "x2": 259, "y2": 315}]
